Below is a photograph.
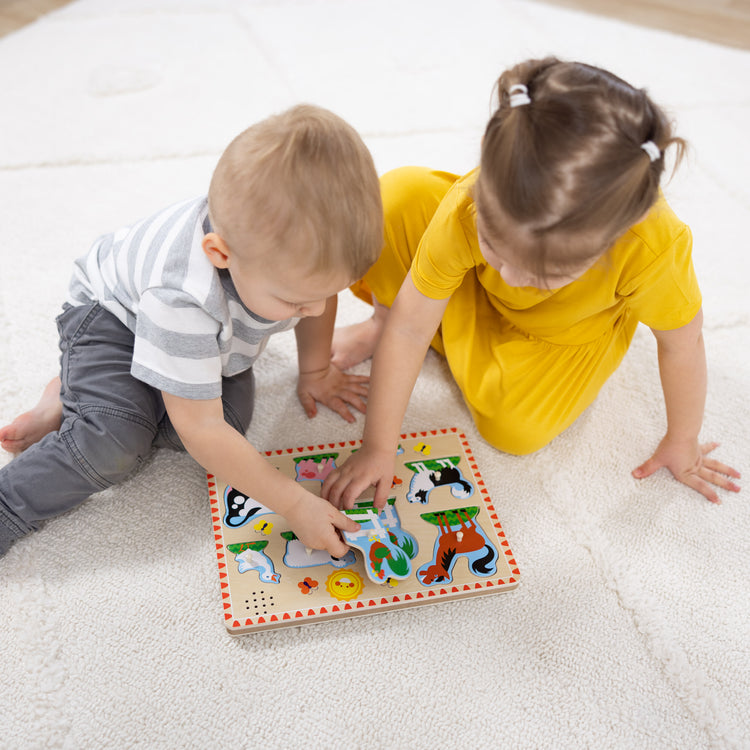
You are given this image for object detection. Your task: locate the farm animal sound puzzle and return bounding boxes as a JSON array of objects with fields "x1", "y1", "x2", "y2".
[{"x1": 206, "y1": 428, "x2": 519, "y2": 634}]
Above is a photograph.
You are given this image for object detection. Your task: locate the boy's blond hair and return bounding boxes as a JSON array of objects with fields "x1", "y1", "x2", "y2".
[{"x1": 208, "y1": 105, "x2": 382, "y2": 279}]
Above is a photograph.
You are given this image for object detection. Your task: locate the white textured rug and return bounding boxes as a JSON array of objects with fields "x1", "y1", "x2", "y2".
[{"x1": 1, "y1": 2, "x2": 748, "y2": 748}]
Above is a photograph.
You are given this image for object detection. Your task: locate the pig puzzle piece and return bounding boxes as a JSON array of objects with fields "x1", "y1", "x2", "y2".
[
  {"x1": 293, "y1": 453, "x2": 338, "y2": 483},
  {"x1": 342, "y1": 499, "x2": 418, "y2": 584}
]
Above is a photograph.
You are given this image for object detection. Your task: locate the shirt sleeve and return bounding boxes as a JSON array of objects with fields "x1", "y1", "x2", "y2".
[
  {"x1": 131, "y1": 286, "x2": 224, "y2": 399},
  {"x1": 618, "y1": 221, "x2": 702, "y2": 331},
  {"x1": 410, "y1": 180, "x2": 478, "y2": 300}
]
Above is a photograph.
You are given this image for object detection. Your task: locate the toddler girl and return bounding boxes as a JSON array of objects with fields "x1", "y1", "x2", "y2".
[{"x1": 323, "y1": 57, "x2": 741, "y2": 509}]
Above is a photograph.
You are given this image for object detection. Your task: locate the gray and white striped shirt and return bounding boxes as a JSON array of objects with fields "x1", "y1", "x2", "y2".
[{"x1": 67, "y1": 197, "x2": 296, "y2": 399}]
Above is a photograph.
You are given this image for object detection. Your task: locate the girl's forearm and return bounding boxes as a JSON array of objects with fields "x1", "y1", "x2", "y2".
[
  {"x1": 654, "y1": 313, "x2": 707, "y2": 443},
  {"x1": 363, "y1": 276, "x2": 449, "y2": 451}
]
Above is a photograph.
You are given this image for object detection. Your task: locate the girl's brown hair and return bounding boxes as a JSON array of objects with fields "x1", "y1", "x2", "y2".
[{"x1": 476, "y1": 57, "x2": 687, "y2": 278}]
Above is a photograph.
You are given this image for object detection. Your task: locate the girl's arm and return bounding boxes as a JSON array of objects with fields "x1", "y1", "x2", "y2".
[
  {"x1": 295, "y1": 294, "x2": 368, "y2": 423},
  {"x1": 632, "y1": 308, "x2": 741, "y2": 502},
  {"x1": 322, "y1": 274, "x2": 450, "y2": 509}
]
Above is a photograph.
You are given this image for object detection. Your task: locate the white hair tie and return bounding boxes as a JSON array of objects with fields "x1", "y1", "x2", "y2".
[
  {"x1": 508, "y1": 83, "x2": 531, "y2": 108},
  {"x1": 641, "y1": 140, "x2": 661, "y2": 162}
]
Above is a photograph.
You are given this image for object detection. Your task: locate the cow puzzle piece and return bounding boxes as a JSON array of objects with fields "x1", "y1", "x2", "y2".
[{"x1": 404, "y1": 456, "x2": 475, "y2": 504}]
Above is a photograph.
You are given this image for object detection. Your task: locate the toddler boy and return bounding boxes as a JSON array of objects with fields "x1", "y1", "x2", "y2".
[{"x1": 0, "y1": 105, "x2": 383, "y2": 558}]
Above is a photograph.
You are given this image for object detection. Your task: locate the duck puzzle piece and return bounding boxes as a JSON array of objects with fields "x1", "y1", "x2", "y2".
[
  {"x1": 417, "y1": 507, "x2": 498, "y2": 585},
  {"x1": 404, "y1": 456, "x2": 474, "y2": 504},
  {"x1": 342, "y1": 499, "x2": 418, "y2": 584}
]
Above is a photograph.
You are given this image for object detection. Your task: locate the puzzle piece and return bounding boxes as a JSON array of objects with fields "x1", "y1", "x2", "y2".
[
  {"x1": 342, "y1": 499, "x2": 418, "y2": 584},
  {"x1": 404, "y1": 456, "x2": 475, "y2": 504},
  {"x1": 226, "y1": 540, "x2": 280, "y2": 584},
  {"x1": 417, "y1": 507, "x2": 498, "y2": 586},
  {"x1": 222, "y1": 487, "x2": 272, "y2": 528},
  {"x1": 293, "y1": 453, "x2": 338, "y2": 483},
  {"x1": 281, "y1": 531, "x2": 356, "y2": 569}
]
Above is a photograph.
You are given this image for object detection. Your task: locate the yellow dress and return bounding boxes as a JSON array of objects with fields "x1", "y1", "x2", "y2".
[{"x1": 353, "y1": 167, "x2": 702, "y2": 454}]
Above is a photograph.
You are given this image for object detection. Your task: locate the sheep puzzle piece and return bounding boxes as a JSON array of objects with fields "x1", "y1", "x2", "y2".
[{"x1": 206, "y1": 428, "x2": 519, "y2": 634}]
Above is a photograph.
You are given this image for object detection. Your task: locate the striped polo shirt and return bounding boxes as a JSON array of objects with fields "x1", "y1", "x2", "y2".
[{"x1": 67, "y1": 197, "x2": 297, "y2": 399}]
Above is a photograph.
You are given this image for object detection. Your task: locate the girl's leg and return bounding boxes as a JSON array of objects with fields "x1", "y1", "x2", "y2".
[
  {"x1": 332, "y1": 167, "x2": 459, "y2": 370},
  {"x1": 441, "y1": 277, "x2": 639, "y2": 454}
]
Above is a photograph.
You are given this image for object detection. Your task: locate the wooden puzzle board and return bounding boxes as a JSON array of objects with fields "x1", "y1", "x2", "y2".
[{"x1": 207, "y1": 428, "x2": 519, "y2": 634}]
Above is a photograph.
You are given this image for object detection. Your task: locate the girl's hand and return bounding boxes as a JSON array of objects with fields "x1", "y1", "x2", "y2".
[
  {"x1": 297, "y1": 364, "x2": 368, "y2": 423},
  {"x1": 632, "y1": 437, "x2": 741, "y2": 503},
  {"x1": 285, "y1": 491, "x2": 359, "y2": 558},
  {"x1": 321, "y1": 445, "x2": 396, "y2": 510}
]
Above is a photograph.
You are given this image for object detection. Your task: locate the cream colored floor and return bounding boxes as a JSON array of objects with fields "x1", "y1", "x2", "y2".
[{"x1": 1, "y1": 0, "x2": 749, "y2": 48}]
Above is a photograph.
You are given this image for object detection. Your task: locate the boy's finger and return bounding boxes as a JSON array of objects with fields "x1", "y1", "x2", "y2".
[
  {"x1": 342, "y1": 393, "x2": 367, "y2": 414},
  {"x1": 333, "y1": 513, "x2": 359, "y2": 534},
  {"x1": 298, "y1": 392, "x2": 317, "y2": 418},
  {"x1": 373, "y1": 480, "x2": 390, "y2": 509}
]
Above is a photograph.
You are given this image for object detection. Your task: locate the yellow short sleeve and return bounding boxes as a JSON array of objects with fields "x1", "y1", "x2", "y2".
[
  {"x1": 616, "y1": 207, "x2": 702, "y2": 330},
  {"x1": 410, "y1": 172, "x2": 479, "y2": 300}
]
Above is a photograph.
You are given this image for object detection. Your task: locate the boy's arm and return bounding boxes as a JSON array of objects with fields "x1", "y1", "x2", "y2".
[
  {"x1": 322, "y1": 275, "x2": 450, "y2": 509},
  {"x1": 632, "y1": 308, "x2": 741, "y2": 502},
  {"x1": 161, "y1": 391, "x2": 358, "y2": 556},
  {"x1": 295, "y1": 294, "x2": 368, "y2": 422}
]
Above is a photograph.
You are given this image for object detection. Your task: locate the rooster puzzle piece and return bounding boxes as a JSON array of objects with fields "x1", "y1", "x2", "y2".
[{"x1": 342, "y1": 499, "x2": 418, "y2": 584}]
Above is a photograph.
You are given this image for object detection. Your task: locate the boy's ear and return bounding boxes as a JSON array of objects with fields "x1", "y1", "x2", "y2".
[{"x1": 202, "y1": 232, "x2": 231, "y2": 269}]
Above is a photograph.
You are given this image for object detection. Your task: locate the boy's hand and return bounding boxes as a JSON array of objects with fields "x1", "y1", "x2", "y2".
[
  {"x1": 321, "y1": 444, "x2": 395, "y2": 510},
  {"x1": 285, "y1": 489, "x2": 359, "y2": 557},
  {"x1": 297, "y1": 364, "x2": 368, "y2": 423},
  {"x1": 632, "y1": 436, "x2": 741, "y2": 503}
]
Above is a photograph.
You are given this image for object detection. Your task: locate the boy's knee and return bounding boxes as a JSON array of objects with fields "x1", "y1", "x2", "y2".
[{"x1": 65, "y1": 408, "x2": 156, "y2": 488}]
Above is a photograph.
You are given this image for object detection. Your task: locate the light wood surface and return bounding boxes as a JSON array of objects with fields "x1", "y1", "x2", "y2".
[
  {"x1": 542, "y1": 0, "x2": 750, "y2": 50},
  {"x1": 0, "y1": 0, "x2": 72, "y2": 37},
  {"x1": 1, "y1": 0, "x2": 748, "y2": 48}
]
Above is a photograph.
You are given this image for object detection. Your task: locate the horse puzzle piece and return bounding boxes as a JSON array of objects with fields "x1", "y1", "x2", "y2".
[
  {"x1": 342, "y1": 499, "x2": 418, "y2": 584},
  {"x1": 417, "y1": 507, "x2": 498, "y2": 585},
  {"x1": 223, "y1": 487, "x2": 272, "y2": 528},
  {"x1": 404, "y1": 456, "x2": 475, "y2": 504},
  {"x1": 226, "y1": 540, "x2": 280, "y2": 584}
]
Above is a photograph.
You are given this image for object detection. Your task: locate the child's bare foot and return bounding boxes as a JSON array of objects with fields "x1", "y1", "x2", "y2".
[
  {"x1": 331, "y1": 318, "x2": 381, "y2": 370},
  {"x1": 0, "y1": 377, "x2": 63, "y2": 454},
  {"x1": 332, "y1": 300, "x2": 388, "y2": 370}
]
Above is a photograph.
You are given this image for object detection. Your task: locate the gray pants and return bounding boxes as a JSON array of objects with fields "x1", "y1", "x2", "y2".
[{"x1": 0, "y1": 303, "x2": 255, "y2": 555}]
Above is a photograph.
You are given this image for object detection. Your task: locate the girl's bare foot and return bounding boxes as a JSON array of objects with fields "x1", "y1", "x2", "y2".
[
  {"x1": 331, "y1": 301, "x2": 388, "y2": 370},
  {"x1": 0, "y1": 377, "x2": 63, "y2": 454}
]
